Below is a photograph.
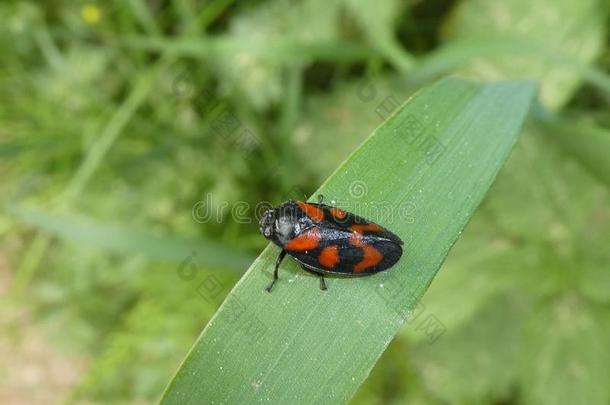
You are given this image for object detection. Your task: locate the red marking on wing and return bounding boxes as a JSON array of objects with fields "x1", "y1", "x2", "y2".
[
  {"x1": 329, "y1": 207, "x2": 347, "y2": 220},
  {"x1": 354, "y1": 244, "x2": 383, "y2": 272},
  {"x1": 319, "y1": 245, "x2": 340, "y2": 268},
  {"x1": 351, "y1": 223, "x2": 383, "y2": 234},
  {"x1": 285, "y1": 228, "x2": 321, "y2": 251},
  {"x1": 350, "y1": 233, "x2": 383, "y2": 273},
  {"x1": 296, "y1": 201, "x2": 325, "y2": 222}
]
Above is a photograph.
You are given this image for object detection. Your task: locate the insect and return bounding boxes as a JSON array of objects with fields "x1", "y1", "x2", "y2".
[{"x1": 259, "y1": 195, "x2": 403, "y2": 292}]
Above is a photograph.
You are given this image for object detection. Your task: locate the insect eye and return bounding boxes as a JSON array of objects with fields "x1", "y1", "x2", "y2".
[{"x1": 259, "y1": 210, "x2": 276, "y2": 238}]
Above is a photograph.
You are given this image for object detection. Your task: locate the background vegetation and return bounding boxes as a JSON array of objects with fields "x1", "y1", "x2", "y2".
[{"x1": 1, "y1": 0, "x2": 609, "y2": 404}]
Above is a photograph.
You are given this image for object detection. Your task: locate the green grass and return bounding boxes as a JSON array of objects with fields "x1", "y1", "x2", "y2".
[{"x1": 1, "y1": 0, "x2": 609, "y2": 404}]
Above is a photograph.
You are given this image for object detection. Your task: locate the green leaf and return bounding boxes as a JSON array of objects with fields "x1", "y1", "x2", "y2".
[
  {"x1": 342, "y1": 0, "x2": 415, "y2": 72},
  {"x1": 521, "y1": 295, "x2": 610, "y2": 405},
  {"x1": 122, "y1": 0, "x2": 371, "y2": 110},
  {"x1": 295, "y1": 76, "x2": 413, "y2": 179},
  {"x1": 121, "y1": 36, "x2": 375, "y2": 62},
  {"x1": 403, "y1": 124, "x2": 610, "y2": 403},
  {"x1": 160, "y1": 78, "x2": 535, "y2": 404},
  {"x1": 482, "y1": 126, "x2": 609, "y2": 244},
  {"x1": 441, "y1": 0, "x2": 606, "y2": 109},
  {"x1": 399, "y1": 217, "x2": 536, "y2": 342},
  {"x1": 7, "y1": 205, "x2": 252, "y2": 271},
  {"x1": 539, "y1": 115, "x2": 610, "y2": 190},
  {"x1": 411, "y1": 295, "x2": 523, "y2": 403},
  {"x1": 407, "y1": 37, "x2": 610, "y2": 101}
]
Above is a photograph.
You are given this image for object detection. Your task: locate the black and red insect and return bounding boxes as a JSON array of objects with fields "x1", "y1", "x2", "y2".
[{"x1": 259, "y1": 196, "x2": 403, "y2": 292}]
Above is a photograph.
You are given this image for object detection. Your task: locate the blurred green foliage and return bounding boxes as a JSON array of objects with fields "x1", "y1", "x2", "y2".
[{"x1": 0, "y1": 0, "x2": 608, "y2": 404}]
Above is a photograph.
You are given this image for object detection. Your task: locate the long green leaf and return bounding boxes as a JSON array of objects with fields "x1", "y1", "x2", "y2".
[
  {"x1": 120, "y1": 36, "x2": 378, "y2": 62},
  {"x1": 538, "y1": 115, "x2": 610, "y2": 190},
  {"x1": 407, "y1": 37, "x2": 610, "y2": 102},
  {"x1": 7, "y1": 205, "x2": 252, "y2": 271},
  {"x1": 441, "y1": 0, "x2": 606, "y2": 109},
  {"x1": 161, "y1": 78, "x2": 535, "y2": 404}
]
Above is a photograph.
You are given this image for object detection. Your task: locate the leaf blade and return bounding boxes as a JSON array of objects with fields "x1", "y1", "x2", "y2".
[
  {"x1": 161, "y1": 78, "x2": 535, "y2": 404},
  {"x1": 7, "y1": 205, "x2": 252, "y2": 271}
]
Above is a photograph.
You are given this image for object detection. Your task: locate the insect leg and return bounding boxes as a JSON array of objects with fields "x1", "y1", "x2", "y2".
[
  {"x1": 299, "y1": 265, "x2": 329, "y2": 291},
  {"x1": 266, "y1": 249, "x2": 286, "y2": 292},
  {"x1": 319, "y1": 274, "x2": 328, "y2": 291},
  {"x1": 317, "y1": 194, "x2": 324, "y2": 204}
]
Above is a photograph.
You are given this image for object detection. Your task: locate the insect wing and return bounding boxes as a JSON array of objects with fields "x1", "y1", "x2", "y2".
[{"x1": 287, "y1": 225, "x2": 402, "y2": 275}]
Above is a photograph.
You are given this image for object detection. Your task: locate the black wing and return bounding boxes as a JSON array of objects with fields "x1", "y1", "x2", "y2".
[{"x1": 287, "y1": 224, "x2": 403, "y2": 276}]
